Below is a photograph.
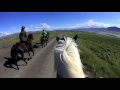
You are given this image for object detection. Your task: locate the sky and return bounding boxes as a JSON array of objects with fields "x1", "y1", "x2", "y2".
[{"x1": 1, "y1": 12, "x2": 120, "y2": 36}]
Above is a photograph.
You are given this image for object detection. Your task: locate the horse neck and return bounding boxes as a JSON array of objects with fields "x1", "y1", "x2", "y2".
[
  {"x1": 27, "y1": 38, "x2": 32, "y2": 43},
  {"x1": 55, "y1": 37, "x2": 86, "y2": 78}
]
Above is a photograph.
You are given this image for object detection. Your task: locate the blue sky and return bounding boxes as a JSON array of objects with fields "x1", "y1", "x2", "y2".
[{"x1": 1, "y1": 12, "x2": 120, "y2": 35}]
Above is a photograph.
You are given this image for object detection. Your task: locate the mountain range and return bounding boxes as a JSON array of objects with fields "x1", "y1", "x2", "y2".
[
  {"x1": 71, "y1": 26, "x2": 120, "y2": 32},
  {"x1": 0, "y1": 31, "x2": 38, "y2": 39},
  {"x1": 1, "y1": 26, "x2": 120, "y2": 39}
]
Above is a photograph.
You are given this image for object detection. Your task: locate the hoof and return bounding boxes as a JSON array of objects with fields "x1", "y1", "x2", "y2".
[{"x1": 17, "y1": 67, "x2": 19, "y2": 70}]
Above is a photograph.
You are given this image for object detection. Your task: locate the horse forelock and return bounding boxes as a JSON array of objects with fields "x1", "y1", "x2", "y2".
[
  {"x1": 56, "y1": 34, "x2": 66, "y2": 41},
  {"x1": 54, "y1": 37, "x2": 86, "y2": 78}
]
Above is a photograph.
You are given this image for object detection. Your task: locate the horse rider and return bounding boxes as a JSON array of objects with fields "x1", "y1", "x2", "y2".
[
  {"x1": 42, "y1": 29, "x2": 47, "y2": 39},
  {"x1": 19, "y1": 26, "x2": 33, "y2": 51}
]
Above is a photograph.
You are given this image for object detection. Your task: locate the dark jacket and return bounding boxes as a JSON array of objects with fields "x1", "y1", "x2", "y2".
[{"x1": 19, "y1": 31, "x2": 28, "y2": 42}]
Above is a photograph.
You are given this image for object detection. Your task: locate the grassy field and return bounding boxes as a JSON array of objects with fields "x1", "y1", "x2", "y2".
[
  {"x1": 62, "y1": 31, "x2": 120, "y2": 78},
  {"x1": 0, "y1": 30, "x2": 120, "y2": 78}
]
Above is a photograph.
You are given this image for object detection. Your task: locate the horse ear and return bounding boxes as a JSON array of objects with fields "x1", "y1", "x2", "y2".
[{"x1": 73, "y1": 34, "x2": 77, "y2": 41}]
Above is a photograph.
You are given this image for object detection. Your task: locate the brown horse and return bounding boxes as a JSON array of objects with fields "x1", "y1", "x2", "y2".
[
  {"x1": 40, "y1": 36, "x2": 48, "y2": 48},
  {"x1": 10, "y1": 34, "x2": 34, "y2": 70},
  {"x1": 46, "y1": 33, "x2": 49, "y2": 42}
]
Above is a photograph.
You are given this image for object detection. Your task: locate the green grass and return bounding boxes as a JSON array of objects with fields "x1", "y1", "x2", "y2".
[
  {"x1": 1, "y1": 30, "x2": 120, "y2": 78},
  {"x1": 62, "y1": 31, "x2": 120, "y2": 78}
]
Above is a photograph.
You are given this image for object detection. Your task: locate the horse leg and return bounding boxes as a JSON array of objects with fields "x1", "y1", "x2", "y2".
[
  {"x1": 14, "y1": 53, "x2": 19, "y2": 70},
  {"x1": 44, "y1": 41, "x2": 45, "y2": 47},
  {"x1": 30, "y1": 47, "x2": 34, "y2": 56},
  {"x1": 47, "y1": 37, "x2": 48, "y2": 42},
  {"x1": 32, "y1": 51, "x2": 34, "y2": 56},
  {"x1": 30, "y1": 45, "x2": 34, "y2": 56},
  {"x1": 43, "y1": 41, "x2": 45, "y2": 47},
  {"x1": 48, "y1": 37, "x2": 49, "y2": 41},
  {"x1": 41, "y1": 41, "x2": 43, "y2": 48},
  {"x1": 28, "y1": 51, "x2": 31, "y2": 59},
  {"x1": 46, "y1": 40, "x2": 47, "y2": 45},
  {"x1": 44, "y1": 42, "x2": 45, "y2": 47},
  {"x1": 21, "y1": 51, "x2": 27, "y2": 64},
  {"x1": 11, "y1": 47, "x2": 19, "y2": 70},
  {"x1": 42, "y1": 43, "x2": 43, "y2": 48}
]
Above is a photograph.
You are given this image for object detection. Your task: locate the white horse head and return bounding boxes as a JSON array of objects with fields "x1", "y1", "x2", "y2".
[{"x1": 54, "y1": 34, "x2": 86, "y2": 78}]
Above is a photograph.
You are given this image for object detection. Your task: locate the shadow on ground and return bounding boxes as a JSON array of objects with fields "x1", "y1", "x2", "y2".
[
  {"x1": 33, "y1": 43, "x2": 41, "y2": 48},
  {"x1": 4, "y1": 56, "x2": 28, "y2": 70}
]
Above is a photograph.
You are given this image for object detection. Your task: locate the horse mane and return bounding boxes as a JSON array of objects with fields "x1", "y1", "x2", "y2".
[
  {"x1": 54, "y1": 36, "x2": 86, "y2": 78},
  {"x1": 28, "y1": 33, "x2": 33, "y2": 40}
]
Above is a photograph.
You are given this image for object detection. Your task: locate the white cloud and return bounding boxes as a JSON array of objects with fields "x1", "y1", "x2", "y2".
[
  {"x1": 26, "y1": 28, "x2": 28, "y2": 30},
  {"x1": 111, "y1": 24, "x2": 120, "y2": 28},
  {"x1": 30, "y1": 25, "x2": 34, "y2": 28},
  {"x1": 53, "y1": 20, "x2": 111, "y2": 30},
  {"x1": 0, "y1": 32, "x2": 11, "y2": 37},
  {"x1": 11, "y1": 27, "x2": 16, "y2": 29},
  {"x1": 89, "y1": 19, "x2": 94, "y2": 22},
  {"x1": 30, "y1": 23, "x2": 52, "y2": 31},
  {"x1": 76, "y1": 20, "x2": 111, "y2": 28},
  {"x1": 28, "y1": 20, "x2": 111, "y2": 31}
]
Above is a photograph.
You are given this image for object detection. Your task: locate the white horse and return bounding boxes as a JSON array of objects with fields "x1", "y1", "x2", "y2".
[{"x1": 54, "y1": 34, "x2": 87, "y2": 78}]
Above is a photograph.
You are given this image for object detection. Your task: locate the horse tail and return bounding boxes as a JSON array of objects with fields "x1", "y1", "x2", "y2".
[
  {"x1": 11, "y1": 47, "x2": 14, "y2": 59},
  {"x1": 11, "y1": 44, "x2": 18, "y2": 61}
]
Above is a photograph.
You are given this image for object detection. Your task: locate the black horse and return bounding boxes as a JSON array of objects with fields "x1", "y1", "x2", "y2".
[{"x1": 10, "y1": 34, "x2": 34, "y2": 70}]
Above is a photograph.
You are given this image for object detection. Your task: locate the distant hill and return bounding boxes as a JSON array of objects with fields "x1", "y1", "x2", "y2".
[
  {"x1": 1, "y1": 27, "x2": 120, "y2": 39},
  {"x1": 71, "y1": 26, "x2": 120, "y2": 32},
  {"x1": 106, "y1": 26, "x2": 120, "y2": 32},
  {"x1": 0, "y1": 32, "x2": 10, "y2": 38},
  {"x1": 0, "y1": 31, "x2": 40, "y2": 39}
]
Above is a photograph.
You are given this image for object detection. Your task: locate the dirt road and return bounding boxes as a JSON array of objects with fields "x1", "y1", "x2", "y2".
[{"x1": 0, "y1": 38, "x2": 57, "y2": 78}]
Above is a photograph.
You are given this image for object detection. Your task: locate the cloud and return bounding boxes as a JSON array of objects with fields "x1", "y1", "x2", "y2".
[
  {"x1": 29, "y1": 20, "x2": 111, "y2": 31},
  {"x1": 76, "y1": 20, "x2": 111, "y2": 28},
  {"x1": 89, "y1": 19, "x2": 94, "y2": 22},
  {"x1": 11, "y1": 27, "x2": 16, "y2": 29},
  {"x1": 30, "y1": 23, "x2": 52, "y2": 31},
  {"x1": 0, "y1": 32, "x2": 10, "y2": 37},
  {"x1": 53, "y1": 20, "x2": 111, "y2": 30},
  {"x1": 0, "y1": 20, "x2": 112, "y2": 37},
  {"x1": 26, "y1": 28, "x2": 28, "y2": 30}
]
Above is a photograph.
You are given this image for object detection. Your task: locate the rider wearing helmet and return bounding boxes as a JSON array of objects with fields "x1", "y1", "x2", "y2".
[
  {"x1": 19, "y1": 26, "x2": 28, "y2": 42},
  {"x1": 19, "y1": 26, "x2": 33, "y2": 51},
  {"x1": 42, "y1": 30, "x2": 47, "y2": 37}
]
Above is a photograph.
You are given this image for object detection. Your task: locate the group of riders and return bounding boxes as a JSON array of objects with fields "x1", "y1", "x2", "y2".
[{"x1": 19, "y1": 26, "x2": 49, "y2": 50}]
